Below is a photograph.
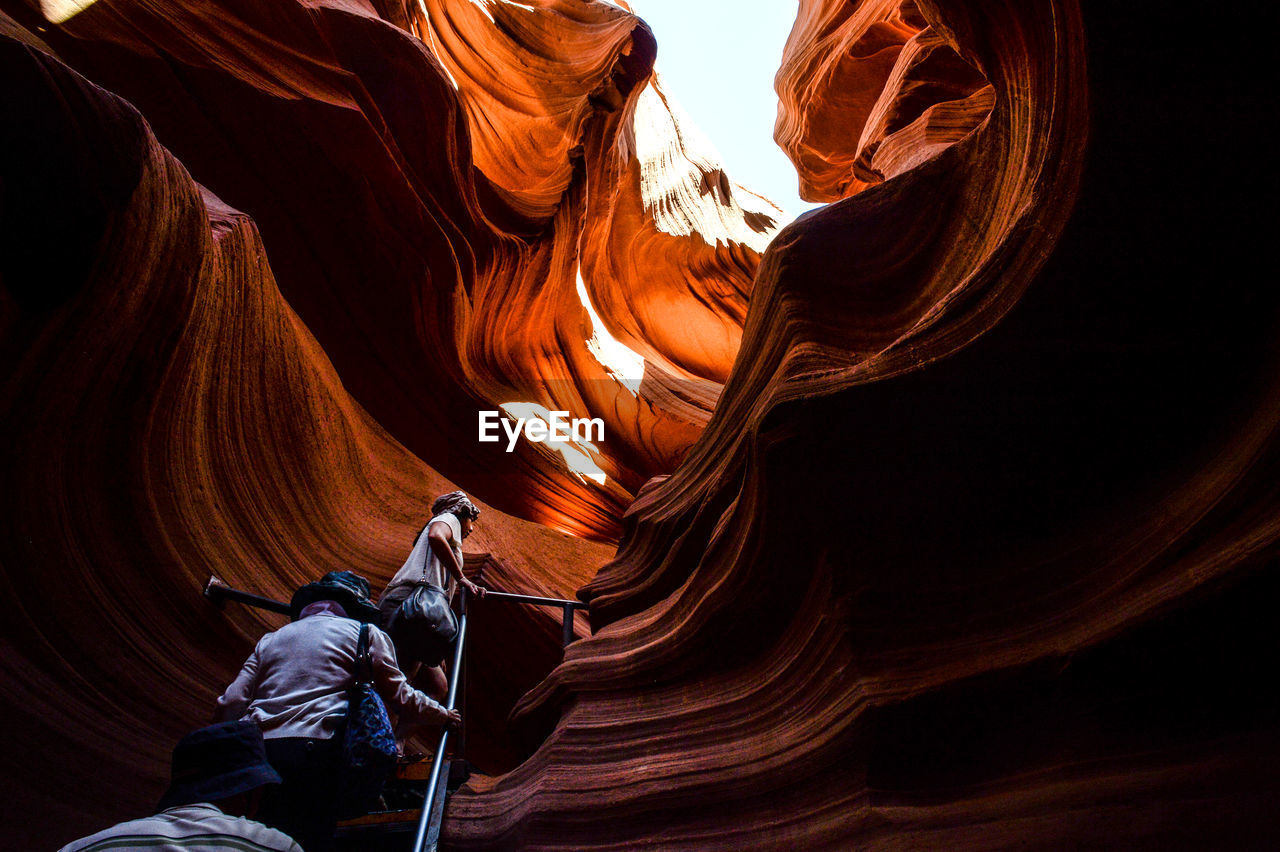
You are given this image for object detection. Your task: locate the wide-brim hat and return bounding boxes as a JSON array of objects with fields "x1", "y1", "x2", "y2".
[
  {"x1": 156, "y1": 720, "x2": 281, "y2": 811},
  {"x1": 290, "y1": 570, "x2": 381, "y2": 623}
]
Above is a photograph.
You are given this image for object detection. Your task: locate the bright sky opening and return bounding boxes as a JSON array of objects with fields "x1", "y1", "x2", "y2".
[{"x1": 627, "y1": 0, "x2": 824, "y2": 223}]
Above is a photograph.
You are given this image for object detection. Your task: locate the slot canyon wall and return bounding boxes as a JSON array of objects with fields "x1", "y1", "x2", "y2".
[{"x1": 2, "y1": 0, "x2": 1277, "y2": 850}]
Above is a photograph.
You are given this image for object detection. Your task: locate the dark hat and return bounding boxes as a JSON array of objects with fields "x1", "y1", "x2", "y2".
[
  {"x1": 290, "y1": 570, "x2": 380, "y2": 623},
  {"x1": 156, "y1": 720, "x2": 281, "y2": 811}
]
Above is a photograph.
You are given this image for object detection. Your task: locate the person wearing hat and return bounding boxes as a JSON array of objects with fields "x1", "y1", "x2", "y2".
[
  {"x1": 58, "y1": 720, "x2": 301, "y2": 851},
  {"x1": 379, "y1": 491, "x2": 487, "y2": 701},
  {"x1": 215, "y1": 570, "x2": 459, "y2": 851}
]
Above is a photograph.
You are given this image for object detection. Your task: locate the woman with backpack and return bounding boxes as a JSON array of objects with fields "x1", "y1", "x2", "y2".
[{"x1": 378, "y1": 491, "x2": 487, "y2": 702}]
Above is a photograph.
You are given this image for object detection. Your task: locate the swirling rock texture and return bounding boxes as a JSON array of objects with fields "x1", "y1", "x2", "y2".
[
  {"x1": 7, "y1": 0, "x2": 773, "y2": 539},
  {"x1": 449, "y1": 0, "x2": 1280, "y2": 848},
  {"x1": 0, "y1": 13, "x2": 615, "y2": 847},
  {"x1": 775, "y1": 0, "x2": 995, "y2": 202},
  {"x1": 1, "y1": 1, "x2": 1277, "y2": 851}
]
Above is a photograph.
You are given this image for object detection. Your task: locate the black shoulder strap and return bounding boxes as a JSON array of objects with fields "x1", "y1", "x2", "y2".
[{"x1": 354, "y1": 622, "x2": 373, "y2": 684}]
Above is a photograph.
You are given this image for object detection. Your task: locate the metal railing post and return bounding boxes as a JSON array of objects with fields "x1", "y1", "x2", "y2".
[
  {"x1": 561, "y1": 602, "x2": 575, "y2": 648},
  {"x1": 412, "y1": 587, "x2": 468, "y2": 852},
  {"x1": 458, "y1": 590, "x2": 468, "y2": 768}
]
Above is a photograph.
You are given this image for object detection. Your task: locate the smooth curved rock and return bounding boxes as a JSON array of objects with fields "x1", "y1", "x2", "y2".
[
  {"x1": 0, "y1": 29, "x2": 610, "y2": 848},
  {"x1": 775, "y1": 0, "x2": 993, "y2": 202},
  {"x1": 445, "y1": 0, "x2": 1280, "y2": 848},
  {"x1": 15, "y1": 0, "x2": 767, "y2": 539},
  {"x1": 2, "y1": 0, "x2": 1278, "y2": 848}
]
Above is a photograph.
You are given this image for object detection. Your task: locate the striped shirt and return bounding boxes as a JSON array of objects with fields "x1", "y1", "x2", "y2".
[{"x1": 58, "y1": 803, "x2": 301, "y2": 851}]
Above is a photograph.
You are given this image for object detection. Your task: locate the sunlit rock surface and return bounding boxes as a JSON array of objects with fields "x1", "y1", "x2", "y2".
[
  {"x1": 7, "y1": 0, "x2": 773, "y2": 539},
  {"x1": 775, "y1": 0, "x2": 994, "y2": 202},
  {"x1": 2, "y1": 0, "x2": 1278, "y2": 849},
  {"x1": 0, "y1": 21, "x2": 613, "y2": 846}
]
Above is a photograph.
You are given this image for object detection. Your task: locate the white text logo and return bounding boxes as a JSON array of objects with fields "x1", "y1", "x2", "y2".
[{"x1": 479, "y1": 410, "x2": 604, "y2": 452}]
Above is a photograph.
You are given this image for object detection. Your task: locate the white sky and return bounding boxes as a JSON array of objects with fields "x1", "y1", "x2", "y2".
[{"x1": 627, "y1": 0, "x2": 824, "y2": 222}]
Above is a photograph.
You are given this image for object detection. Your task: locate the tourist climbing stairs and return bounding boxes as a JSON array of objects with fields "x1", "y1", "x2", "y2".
[{"x1": 205, "y1": 574, "x2": 587, "y2": 851}]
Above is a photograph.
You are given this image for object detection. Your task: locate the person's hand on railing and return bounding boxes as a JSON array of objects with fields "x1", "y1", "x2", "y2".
[
  {"x1": 460, "y1": 577, "x2": 486, "y2": 599},
  {"x1": 444, "y1": 708, "x2": 462, "y2": 731}
]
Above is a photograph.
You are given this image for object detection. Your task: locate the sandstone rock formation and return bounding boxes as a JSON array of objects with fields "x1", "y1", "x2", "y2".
[
  {"x1": 0, "y1": 17, "x2": 612, "y2": 843},
  {"x1": 775, "y1": 0, "x2": 994, "y2": 201},
  {"x1": 2, "y1": 0, "x2": 1277, "y2": 849}
]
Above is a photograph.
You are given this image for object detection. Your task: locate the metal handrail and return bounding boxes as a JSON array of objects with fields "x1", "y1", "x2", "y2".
[
  {"x1": 412, "y1": 588, "x2": 468, "y2": 852},
  {"x1": 480, "y1": 590, "x2": 587, "y2": 609},
  {"x1": 204, "y1": 576, "x2": 587, "y2": 645},
  {"x1": 204, "y1": 575, "x2": 292, "y2": 615},
  {"x1": 480, "y1": 589, "x2": 587, "y2": 648}
]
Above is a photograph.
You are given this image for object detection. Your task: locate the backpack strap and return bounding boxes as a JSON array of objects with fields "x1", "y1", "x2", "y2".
[
  {"x1": 420, "y1": 522, "x2": 435, "y2": 583},
  {"x1": 353, "y1": 622, "x2": 374, "y2": 685}
]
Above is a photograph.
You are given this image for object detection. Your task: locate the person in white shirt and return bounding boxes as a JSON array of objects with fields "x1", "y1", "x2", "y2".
[
  {"x1": 379, "y1": 491, "x2": 486, "y2": 700},
  {"x1": 59, "y1": 720, "x2": 301, "y2": 852},
  {"x1": 216, "y1": 571, "x2": 458, "y2": 851}
]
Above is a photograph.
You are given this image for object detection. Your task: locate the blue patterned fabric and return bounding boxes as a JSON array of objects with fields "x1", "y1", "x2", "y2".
[{"x1": 339, "y1": 624, "x2": 398, "y2": 817}]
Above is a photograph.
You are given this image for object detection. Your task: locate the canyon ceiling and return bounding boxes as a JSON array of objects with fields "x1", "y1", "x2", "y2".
[{"x1": 1, "y1": 0, "x2": 1277, "y2": 849}]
